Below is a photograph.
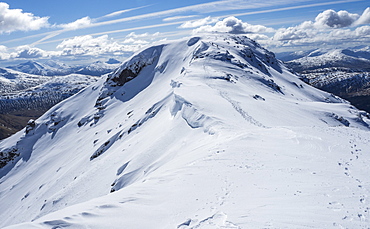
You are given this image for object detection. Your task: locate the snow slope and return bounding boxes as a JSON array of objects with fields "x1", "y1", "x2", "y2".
[{"x1": 1, "y1": 34, "x2": 370, "y2": 228}]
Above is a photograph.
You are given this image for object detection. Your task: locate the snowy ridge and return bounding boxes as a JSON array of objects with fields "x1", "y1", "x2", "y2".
[{"x1": 1, "y1": 34, "x2": 370, "y2": 228}]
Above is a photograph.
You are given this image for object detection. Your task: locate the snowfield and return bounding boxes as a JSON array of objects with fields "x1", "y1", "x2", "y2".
[{"x1": 1, "y1": 34, "x2": 370, "y2": 228}]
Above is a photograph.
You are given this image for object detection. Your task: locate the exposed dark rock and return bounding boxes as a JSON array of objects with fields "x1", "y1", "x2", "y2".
[
  {"x1": 0, "y1": 147, "x2": 19, "y2": 169},
  {"x1": 25, "y1": 119, "x2": 36, "y2": 134}
]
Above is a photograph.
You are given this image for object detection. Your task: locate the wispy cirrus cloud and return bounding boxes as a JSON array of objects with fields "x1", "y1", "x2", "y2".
[
  {"x1": 7, "y1": 0, "x2": 364, "y2": 47},
  {"x1": 163, "y1": 15, "x2": 198, "y2": 22},
  {"x1": 179, "y1": 16, "x2": 219, "y2": 28},
  {"x1": 98, "y1": 5, "x2": 152, "y2": 19},
  {"x1": 60, "y1": 0, "x2": 364, "y2": 34},
  {"x1": 30, "y1": 0, "x2": 323, "y2": 44}
]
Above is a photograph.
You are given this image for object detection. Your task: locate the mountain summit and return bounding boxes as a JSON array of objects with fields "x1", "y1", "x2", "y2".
[{"x1": 1, "y1": 34, "x2": 370, "y2": 228}]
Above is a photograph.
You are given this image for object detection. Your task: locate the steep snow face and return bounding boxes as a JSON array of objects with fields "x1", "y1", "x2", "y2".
[{"x1": 1, "y1": 34, "x2": 370, "y2": 228}]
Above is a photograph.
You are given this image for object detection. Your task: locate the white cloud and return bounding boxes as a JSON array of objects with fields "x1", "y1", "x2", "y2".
[
  {"x1": 15, "y1": 45, "x2": 48, "y2": 59},
  {"x1": 59, "y1": 16, "x2": 92, "y2": 30},
  {"x1": 0, "y1": 45, "x2": 11, "y2": 60},
  {"x1": 0, "y1": 2, "x2": 49, "y2": 33},
  {"x1": 122, "y1": 38, "x2": 136, "y2": 44},
  {"x1": 268, "y1": 7, "x2": 370, "y2": 50},
  {"x1": 56, "y1": 35, "x2": 145, "y2": 56},
  {"x1": 0, "y1": 45, "x2": 7, "y2": 53},
  {"x1": 193, "y1": 16, "x2": 274, "y2": 34},
  {"x1": 125, "y1": 32, "x2": 161, "y2": 41},
  {"x1": 126, "y1": 32, "x2": 150, "y2": 38},
  {"x1": 354, "y1": 7, "x2": 370, "y2": 26},
  {"x1": 270, "y1": 24, "x2": 370, "y2": 50},
  {"x1": 247, "y1": 33, "x2": 270, "y2": 41},
  {"x1": 179, "y1": 16, "x2": 218, "y2": 28},
  {"x1": 314, "y1": 9, "x2": 359, "y2": 28},
  {"x1": 57, "y1": 35, "x2": 114, "y2": 55},
  {"x1": 355, "y1": 25, "x2": 370, "y2": 36},
  {"x1": 273, "y1": 25, "x2": 314, "y2": 41},
  {"x1": 51, "y1": 0, "x2": 318, "y2": 33},
  {"x1": 122, "y1": 38, "x2": 147, "y2": 45}
]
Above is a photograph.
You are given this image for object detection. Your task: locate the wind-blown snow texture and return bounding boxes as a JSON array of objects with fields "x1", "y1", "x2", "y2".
[{"x1": 1, "y1": 34, "x2": 370, "y2": 228}]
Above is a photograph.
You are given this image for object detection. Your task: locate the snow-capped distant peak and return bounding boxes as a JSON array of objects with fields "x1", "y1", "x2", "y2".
[{"x1": 105, "y1": 58, "x2": 121, "y2": 64}]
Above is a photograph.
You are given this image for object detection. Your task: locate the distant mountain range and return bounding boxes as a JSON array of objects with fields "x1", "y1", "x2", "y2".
[
  {"x1": 0, "y1": 66, "x2": 99, "y2": 139},
  {"x1": 278, "y1": 47, "x2": 370, "y2": 112},
  {"x1": 6, "y1": 58, "x2": 121, "y2": 77},
  {"x1": 277, "y1": 46, "x2": 370, "y2": 63}
]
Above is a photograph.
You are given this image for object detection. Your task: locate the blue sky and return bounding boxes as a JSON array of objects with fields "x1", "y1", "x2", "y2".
[{"x1": 0, "y1": 0, "x2": 369, "y2": 65}]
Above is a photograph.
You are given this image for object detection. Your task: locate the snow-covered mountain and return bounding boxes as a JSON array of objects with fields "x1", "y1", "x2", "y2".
[
  {"x1": 281, "y1": 47, "x2": 370, "y2": 113},
  {"x1": 75, "y1": 60, "x2": 120, "y2": 76},
  {"x1": 6, "y1": 59, "x2": 121, "y2": 77},
  {"x1": 0, "y1": 67, "x2": 98, "y2": 139},
  {"x1": 1, "y1": 34, "x2": 370, "y2": 228},
  {"x1": 0, "y1": 67, "x2": 51, "y2": 94},
  {"x1": 6, "y1": 60, "x2": 73, "y2": 76},
  {"x1": 284, "y1": 47, "x2": 370, "y2": 72},
  {"x1": 275, "y1": 49, "x2": 317, "y2": 62},
  {"x1": 0, "y1": 74, "x2": 98, "y2": 114}
]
